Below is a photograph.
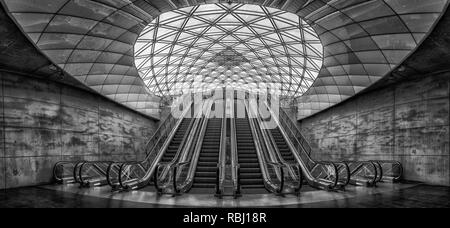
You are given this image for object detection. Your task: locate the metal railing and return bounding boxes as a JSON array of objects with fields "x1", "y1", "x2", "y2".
[
  {"x1": 274, "y1": 102, "x2": 401, "y2": 188},
  {"x1": 245, "y1": 100, "x2": 285, "y2": 194},
  {"x1": 78, "y1": 161, "x2": 115, "y2": 187},
  {"x1": 371, "y1": 160, "x2": 403, "y2": 182},
  {"x1": 153, "y1": 117, "x2": 197, "y2": 194},
  {"x1": 255, "y1": 104, "x2": 303, "y2": 195},
  {"x1": 216, "y1": 100, "x2": 227, "y2": 197},
  {"x1": 53, "y1": 161, "x2": 80, "y2": 184},
  {"x1": 116, "y1": 101, "x2": 194, "y2": 190},
  {"x1": 174, "y1": 100, "x2": 214, "y2": 193},
  {"x1": 264, "y1": 102, "x2": 347, "y2": 190},
  {"x1": 230, "y1": 100, "x2": 240, "y2": 197},
  {"x1": 153, "y1": 103, "x2": 206, "y2": 195}
]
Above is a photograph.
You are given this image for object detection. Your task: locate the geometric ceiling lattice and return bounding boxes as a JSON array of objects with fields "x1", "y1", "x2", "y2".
[
  {"x1": 135, "y1": 3, "x2": 323, "y2": 97},
  {"x1": 2, "y1": 0, "x2": 448, "y2": 120}
]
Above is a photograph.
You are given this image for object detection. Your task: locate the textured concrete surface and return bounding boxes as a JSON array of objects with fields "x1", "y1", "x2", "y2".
[
  {"x1": 39, "y1": 183, "x2": 418, "y2": 208},
  {"x1": 299, "y1": 72, "x2": 450, "y2": 186},
  {"x1": 0, "y1": 71, "x2": 157, "y2": 189},
  {"x1": 2, "y1": 183, "x2": 447, "y2": 208}
]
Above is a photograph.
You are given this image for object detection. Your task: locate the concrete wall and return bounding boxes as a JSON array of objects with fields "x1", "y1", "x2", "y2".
[
  {"x1": 0, "y1": 71, "x2": 157, "y2": 189},
  {"x1": 299, "y1": 72, "x2": 450, "y2": 186}
]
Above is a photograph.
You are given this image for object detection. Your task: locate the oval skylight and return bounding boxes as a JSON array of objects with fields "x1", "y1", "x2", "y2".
[{"x1": 134, "y1": 3, "x2": 323, "y2": 97}]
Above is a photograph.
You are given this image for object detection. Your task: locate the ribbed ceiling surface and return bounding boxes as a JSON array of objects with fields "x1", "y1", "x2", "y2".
[{"x1": 1, "y1": 0, "x2": 448, "y2": 120}]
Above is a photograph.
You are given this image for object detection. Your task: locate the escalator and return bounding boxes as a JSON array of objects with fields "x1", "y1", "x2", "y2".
[
  {"x1": 160, "y1": 118, "x2": 192, "y2": 163},
  {"x1": 270, "y1": 127, "x2": 296, "y2": 163},
  {"x1": 190, "y1": 118, "x2": 222, "y2": 193},
  {"x1": 236, "y1": 113, "x2": 267, "y2": 193}
]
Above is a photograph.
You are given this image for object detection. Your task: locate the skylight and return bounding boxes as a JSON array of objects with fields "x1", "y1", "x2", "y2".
[{"x1": 134, "y1": 3, "x2": 323, "y2": 97}]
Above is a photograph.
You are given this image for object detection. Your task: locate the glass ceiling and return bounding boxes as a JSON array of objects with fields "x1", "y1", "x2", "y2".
[
  {"x1": 1, "y1": 0, "x2": 448, "y2": 120},
  {"x1": 134, "y1": 3, "x2": 323, "y2": 97}
]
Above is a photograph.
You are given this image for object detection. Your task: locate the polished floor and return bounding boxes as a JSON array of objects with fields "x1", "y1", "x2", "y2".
[{"x1": 1, "y1": 183, "x2": 449, "y2": 208}]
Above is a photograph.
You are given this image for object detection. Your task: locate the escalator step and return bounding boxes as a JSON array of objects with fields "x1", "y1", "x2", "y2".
[
  {"x1": 240, "y1": 168, "x2": 261, "y2": 173},
  {"x1": 195, "y1": 172, "x2": 217, "y2": 177},
  {"x1": 241, "y1": 184, "x2": 266, "y2": 189},
  {"x1": 196, "y1": 167, "x2": 217, "y2": 172},
  {"x1": 240, "y1": 173, "x2": 263, "y2": 178},
  {"x1": 192, "y1": 183, "x2": 215, "y2": 189},
  {"x1": 240, "y1": 179, "x2": 264, "y2": 185},
  {"x1": 194, "y1": 177, "x2": 217, "y2": 183}
]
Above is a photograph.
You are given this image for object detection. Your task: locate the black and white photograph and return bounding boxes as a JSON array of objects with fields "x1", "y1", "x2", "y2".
[{"x1": 0, "y1": 0, "x2": 449, "y2": 215}]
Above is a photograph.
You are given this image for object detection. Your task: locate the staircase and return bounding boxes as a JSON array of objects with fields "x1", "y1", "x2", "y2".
[
  {"x1": 236, "y1": 115, "x2": 267, "y2": 193},
  {"x1": 270, "y1": 127, "x2": 296, "y2": 163},
  {"x1": 191, "y1": 118, "x2": 222, "y2": 193},
  {"x1": 160, "y1": 118, "x2": 192, "y2": 163}
]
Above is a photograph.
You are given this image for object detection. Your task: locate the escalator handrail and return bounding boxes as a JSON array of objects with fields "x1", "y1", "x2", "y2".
[
  {"x1": 118, "y1": 162, "x2": 147, "y2": 188},
  {"x1": 262, "y1": 101, "x2": 340, "y2": 189},
  {"x1": 244, "y1": 100, "x2": 283, "y2": 194},
  {"x1": 217, "y1": 100, "x2": 227, "y2": 196},
  {"x1": 154, "y1": 104, "x2": 205, "y2": 193},
  {"x1": 255, "y1": 107, "x2": 302, "y2": 186},
  {"x1": 53, "y1": 161, "x2": 80, "y2": 183},
  {"x1": 310, "y1": 161, "x2": 339, "y2": 188},
  {"x1": 156, "y1": 116, "x2": 198, "y2": 183},
  {"x1": 143, "y1": 99, "x2": 191, "y2": 156},
  {"x1": 78, "y1": 161, "x2": 112, "y2": 186},
  {"x1": 343, "y1": 160, "x2": 378, "y2": 186},
  {"x1": 106, "y1": 162, "x2": 121, "y2": 187},
  {"x1": 119, "y1": 100, "x2": 194, "y2": 169},
  {"x1": 175, "y1": 100, "x2": 214, "y2": 193},
  {"x1": 230, "y1": 100, "x2": 240, "y2": 196},
  {"x1": 370, "y1": 160, "x2": 403, "y2": 181},
  {"x1": 117, "y1": 102, "x2": 194, "y2": 189},
  {"x1": 334, "y1": 161, "x2": 351, "y2": 187},
  {"x1": 276, "y1": 105, "x2": 312, "y2": 156},
  {"x1": 252, "y1": 118, "x2": 286, "y2": 193},
  {"x1": 372, "y1": 161, "x2": 383, "y2": 183}
]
